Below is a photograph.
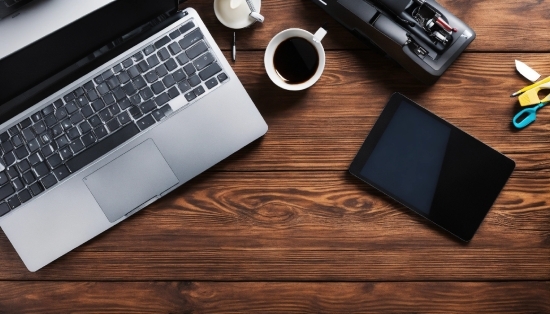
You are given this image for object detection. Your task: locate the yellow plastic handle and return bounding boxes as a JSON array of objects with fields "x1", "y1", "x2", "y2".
[{"x1": 519, "y1": 80, "x2": 550, "y2": 106}]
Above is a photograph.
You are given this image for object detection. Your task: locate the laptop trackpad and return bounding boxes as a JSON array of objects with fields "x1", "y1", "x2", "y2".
[{"x1": 84, "y1": 139, "x2": 179, "y2": 222}]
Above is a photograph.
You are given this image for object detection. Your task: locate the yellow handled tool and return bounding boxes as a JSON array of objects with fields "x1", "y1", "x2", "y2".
[{"x1": 514, "y1": 76, "x2": 550, "y2": 106}]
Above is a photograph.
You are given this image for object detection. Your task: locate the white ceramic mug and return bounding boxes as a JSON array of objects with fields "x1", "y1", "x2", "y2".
[{"x1": 264, "y1": 27, "x2": 327, "y2": 91}]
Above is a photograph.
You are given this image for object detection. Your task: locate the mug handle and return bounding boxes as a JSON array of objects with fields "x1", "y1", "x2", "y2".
[{"x1": 313, "y1": 26, "x2": 328, "y2": 43}]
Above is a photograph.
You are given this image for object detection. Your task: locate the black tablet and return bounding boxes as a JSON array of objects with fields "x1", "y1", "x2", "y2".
[{"x1": 349, "y1": 93, "x2": 515, "y2": 241}]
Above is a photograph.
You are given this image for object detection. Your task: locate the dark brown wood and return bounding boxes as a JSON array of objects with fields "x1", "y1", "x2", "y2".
[
  {"x1": 1, "y1": 0, "x2": 549, "y2": 311},
  {"x1": 0, "y1": 281, "x2": 548, "y2": 313}
]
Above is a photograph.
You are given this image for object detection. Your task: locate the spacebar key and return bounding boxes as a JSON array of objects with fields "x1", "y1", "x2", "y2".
[{"x1": 66, "y1": 123, "x2": 140, "y2": 172}]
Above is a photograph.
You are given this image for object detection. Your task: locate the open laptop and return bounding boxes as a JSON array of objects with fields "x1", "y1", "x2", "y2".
[{"x1": 0, "y1": 0, "x2": 268, "y2": 271}]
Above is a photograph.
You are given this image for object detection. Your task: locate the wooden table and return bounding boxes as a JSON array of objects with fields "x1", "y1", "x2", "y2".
[{"x1": 1, "y1": 0, "x2": 549, "y2": 312}]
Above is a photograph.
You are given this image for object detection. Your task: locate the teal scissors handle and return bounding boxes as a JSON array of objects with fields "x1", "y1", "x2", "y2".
[{"x1": 513, "y1": 102, "x2": 546, "y2": 129}]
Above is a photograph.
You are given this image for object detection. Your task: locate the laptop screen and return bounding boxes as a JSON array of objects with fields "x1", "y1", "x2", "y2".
[{"x1": 0, "y1": 0, "x2": 177, "y2": 124}]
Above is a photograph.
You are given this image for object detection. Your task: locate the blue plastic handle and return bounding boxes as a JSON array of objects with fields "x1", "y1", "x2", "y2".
[{"x1": 513, "y1": 103, "x2": 546, "y2": 129}]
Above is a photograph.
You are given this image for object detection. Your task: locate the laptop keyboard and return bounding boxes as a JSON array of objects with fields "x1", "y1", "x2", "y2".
[{"x1": 0, "y1": 20, "x2": 229, "y2": 217}]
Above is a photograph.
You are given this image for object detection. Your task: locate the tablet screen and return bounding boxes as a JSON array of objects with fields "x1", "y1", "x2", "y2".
[{"x1": 349, "y1": 93, "x2": 515, "y2": 241}]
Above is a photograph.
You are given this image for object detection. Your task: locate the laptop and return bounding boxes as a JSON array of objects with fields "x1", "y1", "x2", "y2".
[{"x1": 0, "y1": 0, "x2": 268, "y2": 271}]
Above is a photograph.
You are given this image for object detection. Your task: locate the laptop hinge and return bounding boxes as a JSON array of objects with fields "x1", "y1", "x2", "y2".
[{"x1": 177, "y1": 0, "x2": 188, "y2": 11}]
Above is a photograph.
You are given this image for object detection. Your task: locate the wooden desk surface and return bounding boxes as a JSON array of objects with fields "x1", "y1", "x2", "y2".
[{"x1": 1, "y1": 0, "x2": 549, "y2": 312}]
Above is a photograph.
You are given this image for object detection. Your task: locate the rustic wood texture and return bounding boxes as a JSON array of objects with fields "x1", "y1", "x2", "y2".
[{"x1": 1, "y1": 0, "x2": 549, "y2": 312}]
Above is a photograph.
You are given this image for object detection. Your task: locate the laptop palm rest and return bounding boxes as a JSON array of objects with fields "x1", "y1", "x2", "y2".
[{"x1": 83, "y1": 139, "x2": 179, "y2": 222}]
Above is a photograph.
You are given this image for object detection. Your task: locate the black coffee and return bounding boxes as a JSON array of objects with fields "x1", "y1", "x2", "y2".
[{"x1": 273, "y1": 37, "x2": 319, "y2": 84}]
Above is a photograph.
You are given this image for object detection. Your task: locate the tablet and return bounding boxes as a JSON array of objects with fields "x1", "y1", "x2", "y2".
[{"x1": 349, "y1": 93, "x2": 515, "y2": 241}]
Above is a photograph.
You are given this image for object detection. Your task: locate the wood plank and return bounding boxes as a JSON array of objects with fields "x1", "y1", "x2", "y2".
[
  {"x1": 0, "y1": 281, "x2": 548, "y2": 313},
  {"x1": 0, "y1": 172, "x2": 547, "y2": 280},
  {"x1": 190, "y1": 0, "x2": 550, "y2": 52},
  {"x1": 207, "y1": 51, "x2": 550, "y2": 171}
]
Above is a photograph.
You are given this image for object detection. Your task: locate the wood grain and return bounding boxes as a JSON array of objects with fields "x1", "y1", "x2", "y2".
[{"x1": 0, "y1": 281, "x2": 548, "y2": 313}]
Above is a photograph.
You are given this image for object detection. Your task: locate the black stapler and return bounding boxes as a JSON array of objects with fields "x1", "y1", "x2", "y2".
[{"x1": 311, "y1": 0, "x2": 475, "y2": 84}]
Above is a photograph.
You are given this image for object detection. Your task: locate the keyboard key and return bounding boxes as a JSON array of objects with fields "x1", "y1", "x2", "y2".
[
  {"x1": 53, "y1": 99, "x2": 64, "y2": 108},
  {"x1": 179, "y1": 22, "x2": 195, "y2": 34},
  {"x1": 156, "y1": 64, "x2": 168, "y2": 77},
  {"x1": 99, "y1": 109, "x2": 113, "y2": 122},
  {"x1": 160, "y1": 104, "x2": 173, "y2": 116},
  {"x1": 0, "y1": 203, "x2": 9, "y2": 217},
  {"x1": 33, "y1": 162, "x2": 50, "y2": 178},
  {"x1": 129, "y1": 106, "x2": 142, "y2": 119},
  {"x1": 59, "y1": 146, "x2": 72, "y2": 160},
  {"x1": 52, "y1": 165, "x2": 70, "y2": 181},
  {"x1": 0, "y1": 171, "x2": 8, "y2": 185},
  {"x1": 179, "y1": 28, "x2": 203, "y2": 49},
  {"x1": 122, "y1": 58, "x2": 133, "y2": 68},
  {"x1": 51, "y1": 124, "x2": 64, "y2": 138},
  {"x1": 81, "y1": 133, "x2": 96, "y2": 147},
  {"x1": 163, "y1": 74, "x2": 176, "y2": 88},
  {"x1": 63, "y1": 92, "x2": 75, "y2": 103},
  {"x1": 81, "y1": 105, "x2": 94, "y2": 118},
  {"x1": 102, "y1": 69, "x2": 114, "y2": 80},
  {"x1": 154, "y1": 93, "x2": 170, "y2": 106},
  {"x1": 8, "y1": 126, "x2": 19, "y2": 137},
  {"x1": 183, "y1": 63, "x2": 196, "y2": 75},
  {"x1": 97, "y1": 82, "x2": 110, "y2": 95},
  {"x1": 143, "y1": 45, "x2": 155, "y2": 55},
  {"x1": 155, "y1": 36, "x2": 171, "y2": 49},
  {"x1": 44, "y1": 114, "x2": 57, "y2": 127},
  {"x1": 118, "y1": 98, "x2": 132, "y2": 110},
  {"x1": 88, "y1": 116, "x2": 102, "y2": 129},
  {"x1": 55, "y1": 107, "x2": 68, "y2": 120},
  {"x1": 13, "y1": 178, "x2": 24, "y2": 191},
  {"x1": 173, "y1": 69, "x2": 186, "y2": 82},
  {"x1": 178, "y1": 81, "x2": 191, "y2": 93},
  {"x1": 38, "y1": 132, "x2": 52, "y2": 146},
  {"x1": 17, "y1": 160, "x2": 30, "y2": 173},
  {"x1": 118, "y1": 71, "x2": 131, "y2": 84},
  {"x1": 56, "y1": 135, "x2": 70, "y2": 148},
  {"x1": 28, "y1": 153, "x2": 41, "y2": 166},
  {"x1": 147, "y1": 55, "x2": 160, "y2": 68},
  {"x1": 158, "y1": 47, "x2": 170, "y2": 61},
  {"x1": 103, "y1": 92, "x2": 116, "y2": 105},
  {"x1": 106, "y1": 119, "x2": 120, "y2": 132},
  {"x1": 108, "y1": 104, "x2": 121, "y2": 116},
  {"x1": 31, "y1": 112, "x2": 42, "y2": 123},
  {"x1": 68, "y1": 128, "x2": 80, "y2": 140},
  {"x1": 176, "y1": 52, "x2": 189, "y2": 66},
  {"x1": 41, "y1": 104, "x2": 55, "y2": 117},
  {"x1": 129, "y1": 94, "x2": 141, "y2": 106},
  {"x1": 168, "y1": 86, "x2": 180, "y2": 99},
  {"x1": 14, "y1": 146, "x2": 29, "y2": 159},
  {"x1": 106, "y1": 76, "x2": 120, "y2": 90},
  {"x1": 0, "y1": 132, "x2": 9, "y2": 142},
  {"x1": 133, "y1": 76, "x2": 147, "y2": 89},
  {"x1": 65, "y1": 101, "x2": 79, "y2": 114},
  {"x1": 194, "y1": 52, "x2": 215, "y2": 71},
  {"x1": 168, "y1": 42, "x2": 182, "y2": 55},
  {"x1": 83, "y1": 81, "x2": 95, "y2": 91},
  {"x1": 164, "y1": 58, "x2": 178, "y2": 72},
  {"x1": 41, "y1": 145, "x2": 55, "y2": 157},
  {"x1": 122, "y1": 82, "x2": 138, "y2": 96},
  {"x1": 113, "y1": 87, "x2": 126, "y2": 101},
  {"x1": 19, "y1": 118, "x2": 32, "y2": 129},
  {"x1": 60, "y1": 119, "x2": 72, "y2": 130},
  {"x1": 199, "y1": 62, "x2": 222, "y2": 81},
  {"x1": 169, "y1": 29, "x2": 181, "y2": 39},
  {"x1": 205, "y1": 77, "x2": 218, "y2": 89},
  {"x1": 128, "y1": 65, "x2": 140, "y2": 78},
  {"x1": 0, "y1": 183, "x2": 15, "y2": 201},
  {"x1": 3, "y1": 152, "x2": 16, "y2": 166},
  {"x1": 47, "y1": 153, "x2": 62, "y2": 169},
  {"x1": 133, "y1": 51, "x2": 144, "y2": 62},
  {"x1": 41, "y1": 174, "x2": 57, "y2": 189},
  {"x1": 117, "y1": 111, "x2": 131, "y2": 125},
  {"x1": 113, "y1": 63, "x2": 123, "y2": 74},
  {"x1": 2, "y1": 141, "x2": 13, "y2": 153},
  {"x1": 76, "y1": 96, "x2": 89, "y2": 107},
  {"x1": 144, "y1": 70, "x2": 158, "y2": 83},
  {"x1": 93, "y1": 125, "x2": 108, "y2": 139},
  {"x1": 29, "y1": 182, "x2": 44, "y2": 196},
  {"x1": 66, "y1": 123, "x2": 140, "y2": 172},
  {"x1": 194, "y1": 86, "x2": 205, "y2": 97},
  {"x1": 70, "y1": 113, "x2": 84, "y2": 125},
  {"x1": 94, "y1": 75, "x2": 104, "y2": 84},
  {"x1": 74, "y1": 87, "x2": 85, "y2": 97},
  {"x1": 152, "y1": 109, "x2": 165, "y2": 122},
  {"x1": 87, "y1": 90, "x2": 99, "y2": 103},
  {"x1": 137, "y1": 115, "x2": 156, "y2": 131},
  {"x1": 70, "y1": 139, "x2": 85, "y2": 153},
  {"x1": 140, "y1": 87, "x2": 154, "y2": 100},
  {"x1": 151, "y1": 81, "x2": 165, "y2": 95},
  {"x1": 18, "y1": 189, "x2": 32, "y2": 203},
  {"x1": 22, "y1": 171, "x2": 35, "y2": 185},
  {"x1": 184, "y1": 91, "x2": 196, "y2": 102},
  {"x1": 6, "y1": 167, "x2": 19, "y2": 179},
  {"x1": 8, "y1": 196, "x2": 21, "y2": 209},
  {"x1": 139, "y1": 100, "x2": 156, "y2": 114},
  {"x1": 138, "y1": 61, "x2": 149, "y2": 73},
  {"x1": 188, "y1": 74, "x2": 201, "y2": 87},
  {"x1": 186, "y1": 41, "x2": 208, "y2": 60}
]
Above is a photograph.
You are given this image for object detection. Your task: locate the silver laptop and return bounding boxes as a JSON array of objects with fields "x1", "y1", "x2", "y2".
[{"x1": 0, "y1": 0, "x2": 268, "y2": 271}]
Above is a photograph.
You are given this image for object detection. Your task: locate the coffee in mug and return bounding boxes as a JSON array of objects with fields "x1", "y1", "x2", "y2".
[{"x1": 264, "y1": 27, "x2": 327, "y2": 91}]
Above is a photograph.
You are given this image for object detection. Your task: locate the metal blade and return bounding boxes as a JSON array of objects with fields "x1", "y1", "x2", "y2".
[{"x1": 515, "y1": 59, "x2": 541, "y2": 82}]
